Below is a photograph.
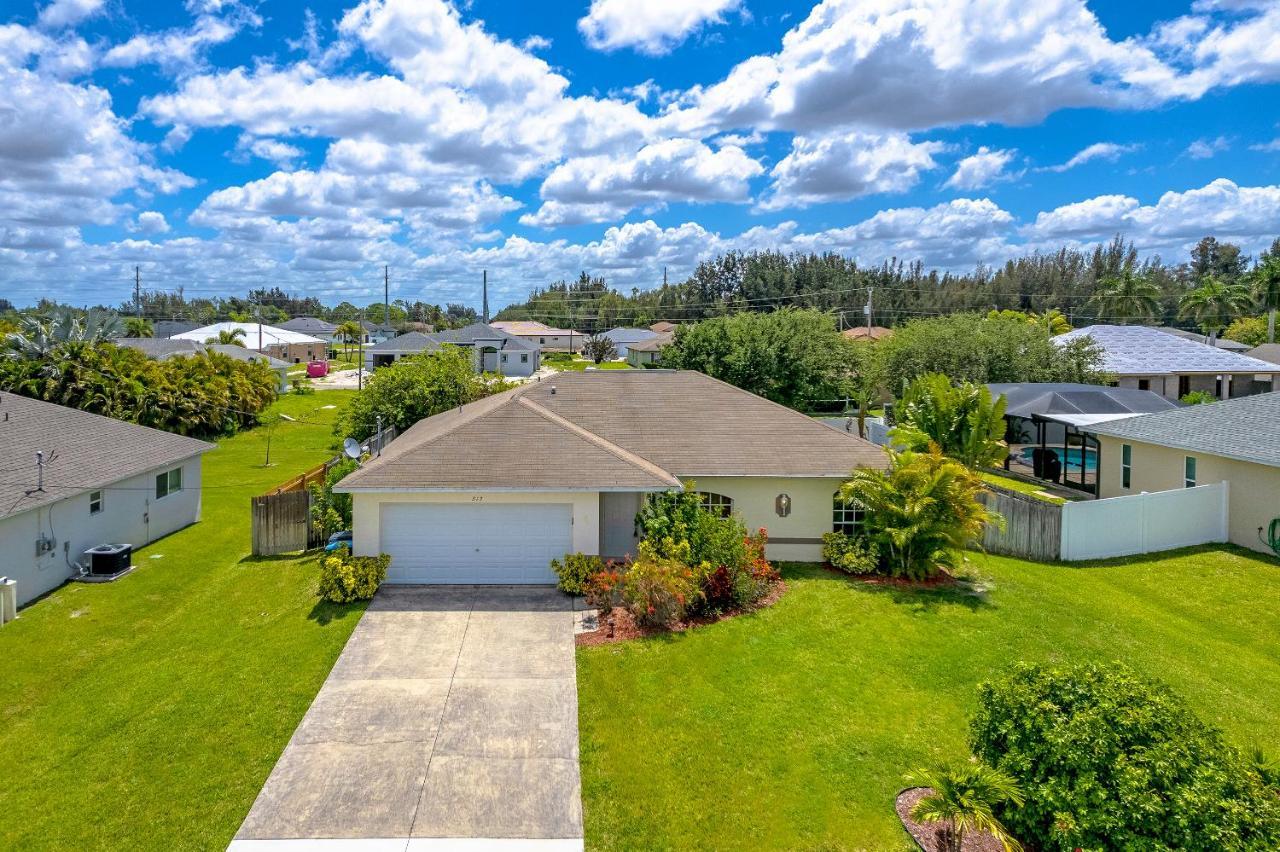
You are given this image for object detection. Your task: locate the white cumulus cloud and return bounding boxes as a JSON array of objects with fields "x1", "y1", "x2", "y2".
[
  {"x1": 944, "y1": 147, "x2": 1018, "y2": 190},
  {"x1": 579, "y1": 0, "x2": 744, "y2": 55},
  {"x1": 760, "y1": 130, "x2": 944, "y2": 209}
]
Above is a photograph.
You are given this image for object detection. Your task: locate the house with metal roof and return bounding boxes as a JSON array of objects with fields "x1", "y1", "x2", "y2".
[
  {"x1": 1089, "y1": 392, "x2": 1280, "y2": 557},
  {"x1": 0, "y1": 393, "x2": 213, "y2": 608},
  {"x1": 334, "y1": 370, "x2": 888, "y2": 581},
  {"x1": 1055, "y1": 324, "x2": 1280, "y2": 401},
  {"x1": 170, "y1": 322, "x2": 326, "y2": 364}
]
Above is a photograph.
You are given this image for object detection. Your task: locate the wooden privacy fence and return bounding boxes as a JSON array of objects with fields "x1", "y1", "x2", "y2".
[
  {"x1": 977, "y1": 485, "x2": 1063, "y2": 563},
  {"x1": 250, "y1": 424, "x2": 397, "y2": 556}
]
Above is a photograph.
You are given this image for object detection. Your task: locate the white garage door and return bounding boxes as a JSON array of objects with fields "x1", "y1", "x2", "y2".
[{"x1": 379, "y1": 502, "x2": 572, "y2": 584}]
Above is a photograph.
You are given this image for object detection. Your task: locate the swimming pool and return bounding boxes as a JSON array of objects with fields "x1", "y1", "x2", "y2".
[{"x1": 1018, "y1": 446, "x2": 1098, "y2": 473}]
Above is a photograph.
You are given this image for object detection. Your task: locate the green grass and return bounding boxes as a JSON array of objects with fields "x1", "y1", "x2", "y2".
[
  {"x1": 577, "y1": 547, "x2": 1280, "y2": 850},
  {"x1": 548, "y1": 357, "x2": 632, "y2": 371},
  {"x1": 0, "y1": 391, "x2": 365, "y2": 851},
  {"x1": 979, "y1": 471, "x2": 1069, "y2": 504}
]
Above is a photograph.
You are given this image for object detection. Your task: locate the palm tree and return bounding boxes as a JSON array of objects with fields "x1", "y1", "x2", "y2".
[
  {"x1": 4, "y1": 308, "x2": 124, "y2": 359},
  {"x1": 206, "y1": 328, "x2": 247, "y2": 347},
  {"x1": 890, "y1": 374, "x2": 1008, "y2": 469},
  {"x1": 1178, "y1": 275, "x2": 1254, "y2": 340},
  {"x1": 335, "y1": 320, "x2": 364, "y2": 362},
  {"x1": 1087, "y1": 270, "x2": 1162, "y2": 323},
  {"x1": 1248, "y1": 255, "x2": 1280, "y2": 343},
  {"x1": 907, "y1": 762, "x2": 1025, "y2": 852},
  {"x1": 124, "y1": 317, "x2": 153, "y2": 338}
]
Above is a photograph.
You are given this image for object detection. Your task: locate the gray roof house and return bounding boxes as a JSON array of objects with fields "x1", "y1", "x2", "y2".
[
  {"x1": 1088, "y1": 391, "x2": 1280, "y2": 557},
  {"x1": 1056, "y1": 324, "x2": 1280, "y2": 401},
  {"x1": 0, "y1": 393, "x2": 213, "y2": 608},
  {"x1": 279, "y1": 317, "x2": 338, "y2": 342},
  {"x1": 365, "y1": 323, "x2": 540, "y2": 377},
  {"x1": 601, "y1": 327, "x2": 660, "y2": 357},
  {"x1": 1247, "y1": 343, "x2": 1280, "y2": 365},
  {"x1": 335, "y1": 370, "x2": 888, "y2": 581},
  {"x1": 153, "y1": 320, "x2": 200, "y2": 339}
]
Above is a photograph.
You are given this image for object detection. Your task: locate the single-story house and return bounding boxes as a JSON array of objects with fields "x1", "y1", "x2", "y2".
[
  {"x1": 114, "y1": 338, "x2": 291, "y2": 392},
  {"x1": 1248, "y1": 343, "x2": 1280, "y2": 366},
  {"x1": 0, "y1": 393, "x2": 213, "y2": 608},
  {"x1": 334, "y1": 370, "x2": 888, "y2": 583},
  {"x1": 278, "y1": 317, "x2": 338, "y2": 346},
  {"x1": 600, "y1": 327, "x2": 659, "y2": 358},
  {"x1": 153, "y1": 320, "x2": 200, "y2": 339},
  {"x1": 1155, "y1": 326, "x2": 1251, "y2": 351},
  {"x1": 842, "y1": 326, "x2": 893, "y2": 342},
  {"x1": 363, "y1": 323, "x2": 541, "y2": 377},
  {"x1": 1055, "y1": 324, "x2": 1280, "y2": 401},
  {"x1": 625, "y1": 332, "x2": 672, "y2": 367},
  {"x1": 988, "y1": 382, "x2": 1178, "y2": 493},
  {"x1": 1089, "y1": 391, "x2": 1280, "y2": 557},
  {"x1": 649, "y1": 321, "x2": 677, "y2": 334},
  {"x1": 490, "y1": 320, "x2": 581, "y2": 352},
  {"x1": 172, "y1": 322, "x2": 326, "y2": 364}
]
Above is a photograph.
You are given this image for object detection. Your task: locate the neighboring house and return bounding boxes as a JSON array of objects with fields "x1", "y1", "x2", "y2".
[
  {"x1": 0, "y1": 393, "x2": 212, "y2": 608},
  {"x1": 278, "y1": 317, "x2": 338, "y2": 347},
  {"x1": 153, "y1": 320, "x2": 199, "y2": 339},
  {"x1": 362, "y1": 323, "x2": 541, "y2": 377},
  {"x1": 650, "y1": 321, "x2": 677, "y2": 334},
  {"x1": 1055, "y1": 325, "x2": 1280, "y2": 400},
  {"x1": 114, "y1": 338, "x2": 291, "y2": 392},
  {"x1": 490, "y1": 320, "x2": 581, "y2": 352},
  {"x1": 601, "y1": 327, "x2": 660, "y2": 358},
  {"x1": 360, "y1": 320, "x2": 398, "y2": 345},
  {"x1": 842, "y1": 326, "x2": 893, "y2": 342},
  {"x1": 334, "y1": 370, "x2": 888, "y2": 583},
  {"x1": 1090, "y1": 391, "x2": 1280, "y2": 557},
  {"x1": 1247, "y1": 343, "x2": 1280, "y2": 366},
  {"x1": 625, "y1": 332, "x2": 672, "y2": 367},
  {"x1": 171, "y1": 322, "x2": 326, "y2": 364},
  {"x1": 1155, "y1": 326, "x2": 1251, "y2": 352}
]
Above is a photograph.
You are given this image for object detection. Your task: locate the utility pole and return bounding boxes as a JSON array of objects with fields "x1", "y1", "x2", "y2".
[
  {"x1": 482, "y1": 269, "x2": 489, "y2": 324},
  {"x1": 134, "y1": 266, "x2": 141, "y2": 317},
  {"x1": 384, "y1": 265, "x2": 390, "y2": 325},
  {"x1": 864, "y1": 287, "x2": 873, "y2": 334}
]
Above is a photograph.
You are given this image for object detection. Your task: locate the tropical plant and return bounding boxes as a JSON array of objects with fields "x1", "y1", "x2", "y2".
[
  {"x1": 985, "y1": 308, "x2": 1071, "y2": 335},
  {"x1": 123, "y1": 317, "x2": 154, "y2": 338},
  {"x1": 309, "y1": 458, "x2": 358, "y2": 539},
  {"x1": 317, "y1": 552, "x2": 389, "y2": 603},
  {"x1": 335, "y1": 320, "x2": 364, "y2": 360},
  {"x1": 841, "y1": 447, "x2": 1001, "y2": 581},
  {"x1": 4, "y1": 308, "x2": 124, "y2": 359},
  {"x1": 821, "y1": 531, "x2": 879, "y2": 574},
  {"x1": 580, "y1": 334, "x2": 617, "y2": 364},
  {"x1": 971, "y1": 661, "x2": 1280, "y2": 851},
  {"x1": 621, "y1": 538, "x2": 703, "y2": 627},
  {"x1": 1221, "y1": 315, "x2": 1268, "y2": 347},
  {"x1": 207, "y1": 328, "x2": 247, "y2": 347},
  {"x1": 906, "y1": 762, "x2": 1025, "y2": 852},
  {"x1": 337, "y1": 345, "x2": 495, "y2": 439},
  {"x1": 550, "y1": 553, "x2": 608, "y2": 596},
  {"x1": 890, "y1": 374, "x2": 1008, "y2": 469},
  {"x1": 1248, "y1": 253, "x2": 1280, "y2": 343},
  {"x1": 1180, "y1": 390, "x2": 1216, "y2": 405},
  {"x1": 1178, "y1": 275, "x2": 1254, "y2": 338},
  {"x1": 1086, "y1": 270, "x2": 1163, "y2": 323}
]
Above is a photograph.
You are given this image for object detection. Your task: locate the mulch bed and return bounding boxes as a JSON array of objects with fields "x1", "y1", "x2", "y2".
[
  {"x1": 896, "y1": 787, "x2": 1008, "y2": 852},
  {"x1": 575, "y1": 580, "x2": 786, "y2": 646},
  {"x1": 821, "y1": 563, "x2": 961, "y2": 589}
]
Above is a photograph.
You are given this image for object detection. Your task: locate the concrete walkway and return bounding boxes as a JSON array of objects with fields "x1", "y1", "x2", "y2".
[{"x1": 230, "y1": 586, "x2": 582, "y2": 851}]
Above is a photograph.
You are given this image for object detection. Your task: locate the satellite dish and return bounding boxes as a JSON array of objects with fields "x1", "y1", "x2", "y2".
[{"x1": 343, "y1": 438, "x2": 362, "y2": 459}]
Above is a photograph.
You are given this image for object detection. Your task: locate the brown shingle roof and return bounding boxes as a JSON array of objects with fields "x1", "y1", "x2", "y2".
[
  {"x1": 337, "y1": 370, "x2": 886, "y2": 492},
  {"x1": 626, "y1": 333, "x2": 672, "y2": 353},
  {"x1": 842, "y1": 326, "x2": 892, "y2": 341},
  {"x1": 0, "y1": 393, "x2": 214, "y2": 518}
]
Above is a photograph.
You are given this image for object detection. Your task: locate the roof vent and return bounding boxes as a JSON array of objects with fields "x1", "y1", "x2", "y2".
[{"x1": 549, "y1": 385, "x2": 556, "y2": 395}]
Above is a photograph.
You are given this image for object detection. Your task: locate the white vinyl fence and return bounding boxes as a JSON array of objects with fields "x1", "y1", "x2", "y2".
[{"x1": 1059, "y1": 482, "x2": 1229, "y2": 561}]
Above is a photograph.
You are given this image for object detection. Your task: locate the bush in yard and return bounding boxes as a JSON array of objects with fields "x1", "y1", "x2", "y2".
[
  {"x1": 621, "y1": 539, "x2": 703, "y2": 627},
  {"x1": 581, "y1": 334, "x2": 617, "y2": 363},
  {"x1": 821, "y1": 531, "x2": 879, "y2": 574},
  {"x1": 309, "y1": 458, "x2": 358, "y2": 540},
  {"x1": 551, "y1": 552, "x2": 607, "y2": 595},
  {"x1": 318, "y1": 552, "x2": 390, "y2": 603},
  {"x1": 841, "y1": 447, "x2": 1001, "y2": 580},
  {"x1": 970, "y1": 661, "x2": 1280, "y2": 851},
  {"x1": 1181, "y1": 389, "x2": 1216, "y2": 405}
]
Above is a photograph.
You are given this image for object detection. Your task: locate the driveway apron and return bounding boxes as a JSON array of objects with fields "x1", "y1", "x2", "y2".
[{"x1": 229, "y1": 585, "x2": 582, "y2": 851}]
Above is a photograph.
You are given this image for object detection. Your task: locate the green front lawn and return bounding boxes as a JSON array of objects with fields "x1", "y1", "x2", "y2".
[
  {"x1": 547, "y1": 356, "x2": 632, "y2": 371},
  {"x1": 0, "y1": 391, "x2": 363, "y2": 851},
  {"x1": 578, "y1": 547, "x2": 1280, "y2": 850}
]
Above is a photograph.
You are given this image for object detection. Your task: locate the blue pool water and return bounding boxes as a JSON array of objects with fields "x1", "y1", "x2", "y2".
[{"x1": 1019, "y1": 446, "x2": 1098, "y2": 473}]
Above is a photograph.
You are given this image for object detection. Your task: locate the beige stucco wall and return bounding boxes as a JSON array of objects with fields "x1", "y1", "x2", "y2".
[
  {"x1": 1096, "y1": 435, "x2": 1280, "y2": 556},
  {"x1": 693, "y1": 476, "x2": 850, "y2": 562},
  {"x1": 351, "y1": 490, "x2": 601, "y2": 557}
]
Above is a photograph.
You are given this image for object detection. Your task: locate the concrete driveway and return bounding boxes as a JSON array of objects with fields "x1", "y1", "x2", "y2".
[{"x1": 230, "y1": 585, "x2": 582, "y2": 851}]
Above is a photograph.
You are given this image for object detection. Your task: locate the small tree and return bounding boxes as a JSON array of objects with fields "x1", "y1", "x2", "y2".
[
  {"x1": 335, "y1": 320, "x2": 364, "y2": 361},
  {"x1": 890, "y1": 373, "x2": 1008, "y2": 469},
  {"x1": 1248, "y1": 252, "x2": 1280, "y2": 343},
  {"x1": 841, "y1": 447, "x2": 1001, "y2": 580},
  {"x1": 581, "y1": 334, "x2": 617, "y2": 364},
  {"x1": 337, "y1": 345, "x2": 495, "y2": 439},
  {"x1": 124, "y1": 317, "x2": 154, "y2": 338},
  {"x1": 907, "y1": 762, "x2": 1024, "y2": 852}
]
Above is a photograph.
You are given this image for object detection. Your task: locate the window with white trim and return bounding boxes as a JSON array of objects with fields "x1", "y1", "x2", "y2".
[
  {"x1": 833, "y1": 492, "x2": 864, "y2": 535},
  {"x1": 155, "y1": 467, "x2": 183, "y2": 499},
  {"x1": 89, "y1": 490, "x2": 103, "y2": 515},
  {"x1": 696, "y1": 491, "x2": 733, "y2": 518},
  {"x1": 1184, "y1": 456, "x2": 1196, "y2": 488}
]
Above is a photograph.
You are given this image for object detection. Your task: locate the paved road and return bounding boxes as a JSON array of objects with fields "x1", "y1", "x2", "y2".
[{"x1": 230, "y1": 586, "x2": 582, "y2": 851}]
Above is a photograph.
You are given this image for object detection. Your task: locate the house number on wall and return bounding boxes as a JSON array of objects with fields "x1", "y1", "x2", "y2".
[{"x1": 471, "y1": 496, "x2": 484, "y2": 502}]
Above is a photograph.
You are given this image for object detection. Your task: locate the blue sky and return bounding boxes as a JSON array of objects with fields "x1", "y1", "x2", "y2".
[{"x1": 1, "y1": 0, "x2": 1278, "y2": 312}]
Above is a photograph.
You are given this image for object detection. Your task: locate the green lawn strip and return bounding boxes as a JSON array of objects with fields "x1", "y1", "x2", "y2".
[
  {"x1": 979, "y1": 471, "x2": 1067, "y2": 503},
  {"x1": 0, "y1": 391, "x2": 364, "y2": 851},
  {"x1": 546, "y1": 357, "x2": 632, "y2": 371},
  {"x1": 577, "y1": 548, "x2": 1280, "y2": 850}
]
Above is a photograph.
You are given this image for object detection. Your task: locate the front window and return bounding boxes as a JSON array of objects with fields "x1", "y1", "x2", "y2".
[
  {"x1": 1121, "y1": 444, "x2": 1132, "y2": 489},
  {"x1": 1184, "y1": 456, "x2": 1196, "y2": 488},
  {"x1": 501, "y1": 353, "x2": 508, "y2": 363},
  {"x1": 521, "y1": 353, "x2": 529, "y2": 363},
  {"x1": 696, "y1": 491, "x2": 733, "y2": 517},
  {"x1": 833, "y1": 492, "x2": 864, "y2": 535},
  {"x1": 89, "y1": 490, "x2": 103, "y2": 515},
  {"x1": 155, "y1": 467, "x2": 183, "y2": 499}
]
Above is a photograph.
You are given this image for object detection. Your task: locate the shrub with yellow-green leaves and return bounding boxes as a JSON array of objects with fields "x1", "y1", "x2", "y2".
[{"x1": 318, "y1": 552, "x2": 390, "y2": 603}]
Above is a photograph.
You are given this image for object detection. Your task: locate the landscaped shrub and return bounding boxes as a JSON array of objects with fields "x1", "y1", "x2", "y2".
[
  {"x1": 821, "y1": 531, "x2": 879, "y2": 574},
  {"x1": 970, "y1": 661, "x2": 1280, "y2": 851},
  {"x1": 1180, "y1": 389, "x2": 1216, "y2": 405},
  {"x1": 318, "y1": 552, "x2": 390, "y2": 603},
  {"x1": 621, "y1": 539, "x2": 703, "y2": 627},
  {"x1": 309, "y1": 458, "x2": 358, "y2": 540},
  {"x1": 551, "y1": 552, "x2": 607, "y2": 595}
]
